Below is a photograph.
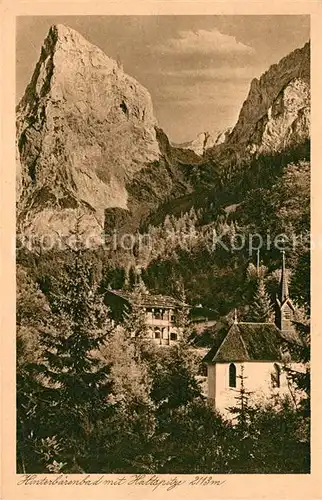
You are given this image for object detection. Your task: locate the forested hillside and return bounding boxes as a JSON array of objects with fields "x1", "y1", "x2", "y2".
[{"x1": 17, "y1": 139, "x2": 310, "y2": 320}]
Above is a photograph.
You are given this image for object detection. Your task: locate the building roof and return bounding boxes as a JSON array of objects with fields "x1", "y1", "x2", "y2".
[
  {"x1": 203, "y1": 322, "x2": 301, "y2": 363},
  {"x1": 106, "y1": 289, "x2": 189, "y2": 309}
]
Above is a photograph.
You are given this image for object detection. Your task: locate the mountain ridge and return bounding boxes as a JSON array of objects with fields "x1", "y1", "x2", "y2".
[{"x1": 16, "y1": 25, "x2": 310, "y2": 243}]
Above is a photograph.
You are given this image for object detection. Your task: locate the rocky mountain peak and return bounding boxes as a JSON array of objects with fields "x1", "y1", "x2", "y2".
[
  {"x1": 17, "y1": 24, "x2": 161, "y2": 239},
  {"x1": 208, "y1": 41, "x2": 310, "y2": 159}
]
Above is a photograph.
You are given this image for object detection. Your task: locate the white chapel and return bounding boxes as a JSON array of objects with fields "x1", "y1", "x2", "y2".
[{"x1": 203, "y1": 253, "x2": 305, "y2": 416}]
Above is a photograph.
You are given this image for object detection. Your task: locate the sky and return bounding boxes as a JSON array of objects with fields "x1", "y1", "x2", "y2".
[{"x1": 16, "y1": 16, "x2": 310, "y2": 143}]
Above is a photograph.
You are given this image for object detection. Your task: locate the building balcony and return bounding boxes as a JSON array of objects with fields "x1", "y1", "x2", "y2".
[{"x1": 146, "y1": 318, "x2": 173, "y2": 327}]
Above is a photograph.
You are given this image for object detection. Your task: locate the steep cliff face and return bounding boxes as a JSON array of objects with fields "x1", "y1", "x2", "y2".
[
  {"x1": 17, "y1": 24, "x2": 162, "y2": 238},
  {"x1": 212, "y1": 128, "x2": 233, "y2": 148},
  {"x1": 208, "y1": 42, "x2": 310, "y2": 160}
]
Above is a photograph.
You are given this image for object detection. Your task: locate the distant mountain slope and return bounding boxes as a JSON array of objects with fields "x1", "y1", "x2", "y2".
[
  {"x1": 172, "y1": 129, "x2": 232, "y2": 157},
  {"x1": 145, "y1": 42, "x2": 310, "y2": 228},
  {"x1": 172, "y1": 132, "x2": 215, "y2": 156}
]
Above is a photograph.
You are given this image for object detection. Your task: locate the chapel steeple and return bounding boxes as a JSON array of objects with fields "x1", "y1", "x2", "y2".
[
  {"x1": 280, "y1": 250, "x2": 289, "y2": 302},
  {"x1": 275, "y1": 251, "x2": 296, "y2": 333}
]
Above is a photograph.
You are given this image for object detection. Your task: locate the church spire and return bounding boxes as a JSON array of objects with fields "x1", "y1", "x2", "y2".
[
  {"x1": 275, "y1": 250, "x2": 296, "y2": 333},
  {"x1": 280, "y1": 250, "x2": 289, "y2": 302}
]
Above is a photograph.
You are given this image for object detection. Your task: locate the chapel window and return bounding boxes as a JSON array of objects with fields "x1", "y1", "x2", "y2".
[{"x1": 229, "y1": 363, "x2": 237, "y2": 388}]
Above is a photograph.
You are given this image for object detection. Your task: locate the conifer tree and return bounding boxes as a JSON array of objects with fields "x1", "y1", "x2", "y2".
[
  {"x1": 16, "y1": 266, "x2": 51, "y2": 472},
  {"x1": 29, "y1": 243, "x2": 114, "y2": 470},
  {"x1": 128, "y1": 266, "x2": 137, "y2": 290},
  {"x1": 163, "y1": 214, "x2": 174, "y2": 235},
  {"x1": 150, "y1": 338, "x2": 202, "y2": 416},
  {"x1": 171, "y1": 277, "x2": 191, "y2": 338},
  {"x1": 229, "y1": 365, "x2": 254, "y2": 428},
  {"x1": 121, "y1": 284, "x2": 150, "y2": 366},
  {"x1": 248, "y1": 278, "x2": 273, "y2": 323},
  {"x1": 228, "y1": 365, "x2": 257, "y2": 472},
  {"x1": 283, "y1": 320, "x2": 310, "y2": 430},
  {"x1": 122, "y1": 295, "x2": 148, "y2": 341}
]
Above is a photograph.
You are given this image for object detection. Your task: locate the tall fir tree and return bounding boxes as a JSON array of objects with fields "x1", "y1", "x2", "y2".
[
  {"x1": 228, "y1": 365, "x2": 257, "y2": 472},
  {"x1": 16, "y1": 266, "x2": 51, "y2": 472},
  {"x1": 122, "y1": 292, "x2": 148, "y2": 341},
  {"x1": 282, "y1": 319, "x2": 310, "y2": 447},
  {"x1": 247, "y1": 277, "x2": 273, "y2": 323},
  {"x1": 171, "y1": 277, "x2": 191, "y2": 339},
  {"x1": 27, "y1": 246, "x2": 114, "y2": 471},
  {"x1": 228, "y1": 365, "x2": 255, "y2": 428}
]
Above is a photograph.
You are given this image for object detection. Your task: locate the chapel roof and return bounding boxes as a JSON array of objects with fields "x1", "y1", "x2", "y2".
[{"x1": 203, "y1": 322, "x2": 302, "y2": 363}]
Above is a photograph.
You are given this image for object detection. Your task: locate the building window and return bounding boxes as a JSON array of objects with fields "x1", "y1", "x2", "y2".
[
  {"x1": 284, "y1": 308, "x2": 291, "y2": 319},
  {"x1": 154, "y1": 329, "x2": 161, "y2": 339},
  {"x1": 229, "y1": 363, "x2": 237, "y2": 388},
  {"x1": 271, "y1": 363, "x2": 281, "y2": 388},
  {"x1": 154, "y1": 309, "x2": 162, "y2": 319},
  {"x1": 170, "y1": 332, "x2": 177, "y2": 341}
]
